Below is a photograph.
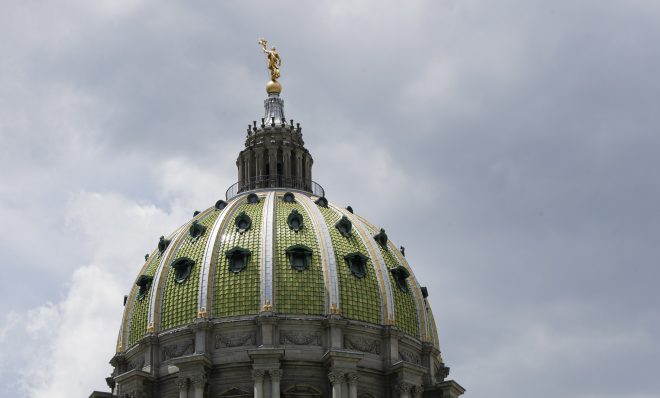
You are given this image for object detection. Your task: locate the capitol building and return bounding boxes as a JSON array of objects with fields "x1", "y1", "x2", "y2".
[{"x1": 91, "y1": 41, "x2": 465, "y2": 398}]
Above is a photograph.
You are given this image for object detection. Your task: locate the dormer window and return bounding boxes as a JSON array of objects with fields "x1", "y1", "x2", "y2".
[
  {"x1": 286, "y1": 245, "x2": 313, "y2": 271},
  {"x1": 235, "y1": 212, "x2": 252, "y2": 233},
  {"x1": 215, "y1": 199, "x2": 227, "y2": 210},
  {"x1": 374, "y1": 228, "x2": 388, "y2": 248},
  {"x1": 335, "y1": 216, "x2": 352, "y2": 237},
  {"x1": 283, "y1": 192, "x2": 295, "y2": 203},
  {"x1": 287, "y1": 209, "x2": 304, "y2": 232},
  {"x1": 189, "y1": 220, "x2": 207, "y2": 239},
  {"x1": 171, "y1": 258, "x2": 195, "y2": 283},
  {"x1": 314, "y1": 196, "x2": 328, "y2": 208},
  {"x1": 344, "y1": 252, "x2": 368, "y2": 278},
  {"x1": 247, "y1": 193, "x2": 259, "y2": 204},
  {"x1": 158, "y1": 236, "x2": 171, "y2": 253},
  {"x1": 136, "y1": 275, "x2": 153, "y2": 300},
  {"x1": 390, "y1": 266, "x2": 410, "y2": 292},
  {"x1": 225, "y1": 247, "x2": 251, "y2": 273}
]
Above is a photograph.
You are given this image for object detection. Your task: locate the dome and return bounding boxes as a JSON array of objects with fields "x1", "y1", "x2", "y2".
[
  {"x1": 118, "y1": 190, "x2": 440, "y2": 351},
  {"x1": 101, "y1": 42, "x2": 463, "y2": 398}
]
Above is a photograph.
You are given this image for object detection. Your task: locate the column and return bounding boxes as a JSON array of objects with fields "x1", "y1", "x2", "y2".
[
  {"x1": 252, "y1": 370, "x2": 265, "y2": 398},
  {"x1": 255, "y1": 149, "x2": 264, "y2": 187},
  {"x1": 191, "y1": 374, "x2": 206, "y2": 398},
  {"x1": 282, "y1": 148, "x2": 291, "y2": 185},
  {"x1": 237, "y1": 155, "x2": 244, "y2": 186},
  {"x1": 270, "y1": 369, "x2": 282, "y2": 398},
  {"x1": 328, "y1": 371, "x2": 344, "y2": 398},
  {"x1": 268, "y1": 148, "x2": 277, "y2": 186},
  {"x1": 395, "y1": 382, "x2": 412, "y2": 398},
  {"x1": 411, "y1": 385, "x2": 424, "y2": 398},
  {"x1": 295, "y1": 151, "x2": 303, "y2": 188},
  {"x1": 346, "y1": 373, "x2": 359, "y2": 398},
  {"x1": 175, "y1": 377, "x2": 188, "y2": 398}
]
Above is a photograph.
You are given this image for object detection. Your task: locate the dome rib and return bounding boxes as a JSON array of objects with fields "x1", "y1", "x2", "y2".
[
  {"x1": 259, "y1": 192, "x2": 276, "y2": 311},
  {"x1": 149, "y1": 210, "x2": 210, "y2": 332},
  {"x1": 197, "y1": 197, "x2": 243, "y2": 317},
  {"x1": 296, "y1": 193, "x2": 340, "y2": 314},
  {"x1": 123, "y1": 225, "x2": 185, "y2": 348},
  {"x1": 388, "y1": 239, "x2": 427, "y2": 341},
  {"x1": 337, "y1": 205, "x2": 396, "y2": 325}
]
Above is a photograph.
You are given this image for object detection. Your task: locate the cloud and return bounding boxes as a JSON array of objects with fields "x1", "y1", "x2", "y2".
[{"x1": 1, "y1": 0, "x2": 660, "y2": 397}]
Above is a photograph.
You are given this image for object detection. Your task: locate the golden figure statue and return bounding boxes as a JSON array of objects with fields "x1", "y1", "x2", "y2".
[{"x1": 258, "y1": 38, "x2": 281, "y2": 81}]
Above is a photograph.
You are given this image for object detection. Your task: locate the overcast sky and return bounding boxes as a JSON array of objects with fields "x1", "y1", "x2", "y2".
[{"x1": 1, "y1": 1, "x2": 659, "y2": 397}]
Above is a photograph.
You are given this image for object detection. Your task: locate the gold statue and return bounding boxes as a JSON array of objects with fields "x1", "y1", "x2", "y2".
[{"x1": 258, "y1": 38, "x2": 281, "y2": 81}]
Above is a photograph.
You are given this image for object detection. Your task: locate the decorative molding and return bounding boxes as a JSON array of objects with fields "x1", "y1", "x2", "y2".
[
  {"x1": 127, "y1": 356, "x2": 144, "y2": 371},
  {"x1": 269, "y1": 369, "x2": 282, "y2": 380},
  {"x1": 344, "y1": 335, "x2": 381, "y2": 355},
  {"x1": 411, "y1": 385, "x2": 424, "y2": 398},
  {"x1": 174, "y1": 377, "x2": 188, "y2": 390},
  {"x1": 161, "y1": 340, "x2": 194, "y2": 361},
  {"x1": 190, "y1": 373, "x2": 207, "y2": 388},
  {"x1": 215, "y1": 332, "x2": 256, "y2": 348},
  {"x1": 252, "y1": 369, "x2": 266, "y2": 381},
  {"x1": 280, "y1": 331, "x2": 321, "y2": 345},
  {"x1": 395, "y1": 382, "x2": 412, "y2": 394},
  {"x1": 399, "y1": 349, "x2": 421, "y2": 365},
  {"x1": 347, "y1": 372, "x2": 359, "y2": 385},
  {"x1": 328, "y1": 371, "x2": 345, "y2": 385}
]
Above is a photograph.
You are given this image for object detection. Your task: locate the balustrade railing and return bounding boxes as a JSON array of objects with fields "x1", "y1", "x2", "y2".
[{"x1": 225, "y1": 175, "x2": 325, "y2": 201}]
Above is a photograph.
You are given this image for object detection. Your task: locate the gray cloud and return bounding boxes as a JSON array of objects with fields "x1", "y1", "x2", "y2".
[{"x1": 1, "y1": 0, "x2": 659, "y2": 397}]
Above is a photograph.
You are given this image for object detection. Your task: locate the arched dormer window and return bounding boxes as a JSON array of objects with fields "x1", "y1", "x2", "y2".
[
  {"x1": 282, "y1": 192, "x2": 295, "y2": 203},
  {"x1": 390, "y1": 265, "x2": 410, "y2": 292},
  {"x1": 373, "y1": 228, "x2": 388, "y2": 248},
  {"x1": 158, "y1": 236, "x2": 170, "y2": 253},
  {"x1": 314, "y1": 196, "x2": 328, "y2": 208},
  {"x1": 189, "y1": 220, "x2": 207, "y2": 239},
  {"x1": 171, "y1": 258, "x2": 195, "y2": 283},
  {"x1": 247, "y1": 193, "x2": 259, "y2": 204},
  {"x1": 286, "y1": 245, "x2": 313, "y2": 271},
  {"x1": 235, "y1": 212, "x2": 252, "y2": 233},
  {"x1": 215, "y1": 199, "x2": 227, "y2": 210},
  {"x1": 225, "y1": 247, "x2": 251, "y2": 273},
  {"x1": 136, "y1": 275, "x2": 153, "y2": 300},
  {"x1": 344, "y1": 252, "x2": 368, "y2": 278},
  {"x1": 287, "y1": 209, "x2": 304, "y2": 232},
  {"x1": 335, "y1": 215, "x2": 352, "y2": 237}
]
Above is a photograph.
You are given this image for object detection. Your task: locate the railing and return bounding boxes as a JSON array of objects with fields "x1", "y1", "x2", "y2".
[{"x1": 225, "y1": 175, "x2": 325, "y2": 201}]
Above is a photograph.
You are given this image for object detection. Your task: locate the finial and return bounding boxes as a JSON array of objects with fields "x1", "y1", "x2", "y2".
[{"x1": 258, "y1": 38, "x2": 282, "y2": 94}]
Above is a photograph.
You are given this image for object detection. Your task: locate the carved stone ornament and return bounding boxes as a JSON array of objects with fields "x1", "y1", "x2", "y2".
[
  {"x1": 252, "y1": 369, "x2": 266, "y2": 381},
  {"x1": 411, "y1": 385, "x2": 425, "y2": 398},
  {"x1": 398, "y1": 349, "x2": 421, "y2": 365},
  {"x1": 346, "y1": 372, "x2": 360, "y2": 384},
  {"x1": 344, "y1": 335, "x2": 381, "y2": 354},
  {"x1": 128, "y1": 356, "x2": 144, "y2": 371},
  {"x1": 215, "y1": 332, "x2": 256, "y2": 348},
  {"x1": 161, "y1": 340, "x2": 194, "y2": 361},
  {"x1": 174, "y1": 377, "x2": 188, "y2": 390},
  {"x1": 395, "y1": 382, "x2": 412, "y2": 394},
  {"x1": 327, "y1": 371, "x2": 345, "y2": 385},
  {"x1": 135, "y1": 275, "x2": 153, "y2": 300},
  {"x1": 280, "y1": 331, "x2": 321, "y2": 345},
  {"x1": 190, "y1": 373, "x2": 207, "y2": 387},
  {"x1": 269, "y1": 369, "x2": 283, "y2": 380},
  {"x1": 390, "y1": 266, "x2": 410, "y2": 293}
]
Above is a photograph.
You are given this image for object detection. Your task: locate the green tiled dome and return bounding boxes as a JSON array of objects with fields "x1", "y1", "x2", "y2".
[{"x1": 117, "y1": 190, "x2": 438, "y2": 352}]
